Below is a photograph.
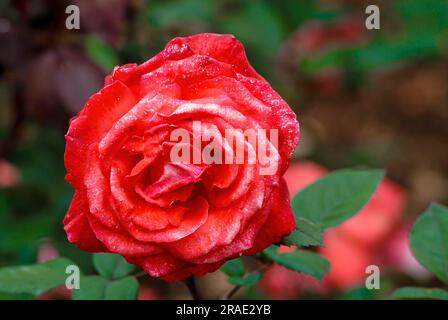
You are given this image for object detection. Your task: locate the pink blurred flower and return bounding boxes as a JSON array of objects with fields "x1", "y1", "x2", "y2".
[
  {"x1": 0, "y1": 160, "x2": 21, "y2": 188},
  {"x1": 335, "y1": 179, "x2": 406, "y2": 247},
  {"x1": 385, "y1": 224, "x2": 430, "y2": 280},
  {"x1": 284, "y1": 161, "x2": 328, "y2": 196}
]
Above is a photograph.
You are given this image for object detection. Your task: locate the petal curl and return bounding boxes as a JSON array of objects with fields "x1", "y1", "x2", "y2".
[{"x1": 63, "y1": 191, "x2": 107, "y2": 252}]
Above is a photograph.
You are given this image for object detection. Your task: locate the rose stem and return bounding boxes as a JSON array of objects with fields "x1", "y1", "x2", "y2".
[
  {"x1": 185, "y1": 276, "x2": 201, "y2": 300},
  {"x1": 222, "y1": 285, "x2": 242, "y2": 300}
]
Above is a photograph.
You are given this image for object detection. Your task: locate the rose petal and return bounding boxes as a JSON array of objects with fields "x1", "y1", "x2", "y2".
[
  {"x1": 65, "y1": 80, "x2": 137, "y2": 189},
  {"x1": 126, "y1": 197, "x2": 209, "y2": 243},
  {"x1": 63, "y1": 191, "x2": 107, "y2": 252}
]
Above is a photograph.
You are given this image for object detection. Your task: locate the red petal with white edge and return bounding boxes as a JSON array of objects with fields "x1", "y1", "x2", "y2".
[
  {"x1": 64, "y1": 81, "x2": 136, "y2": 189},
  {"x1": 245, "y1": 179, "x2": 296, "y2": 256},
  {"x1": 63, "y1": 191, "x2": 106, "y2": 252},
  {"x1": 126, "y1": 197, "x2": 209, "y2": 243},
  {"x1": 139, "y1": 54, "x2": 236, "y2": 94},
  {"x1": 165, "y1": 206, "x2": 243, "y2": 261},
  {"x1": 237, "y1": 74, "x2": 300, "y2": 174},
  {"x1": 139, "y1": 162, "x2": 207, "y2": 199},
  {"x1": 88, "y1": 216, "x2": 163, "y2": 257}
]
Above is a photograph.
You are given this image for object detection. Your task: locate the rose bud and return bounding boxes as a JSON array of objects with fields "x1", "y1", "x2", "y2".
[{"x1": 63, "y1": 33, "x2": 300, "y2": 281}]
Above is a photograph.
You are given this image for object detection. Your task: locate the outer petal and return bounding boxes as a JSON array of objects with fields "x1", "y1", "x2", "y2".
[
  {"x1": 88, "y1": 216, "x2": 163, "y2": 257},
  {"x1": 63, "y1": 191, "x2": 107, "y2": 252},
  {"x1": 106, "y1": 33, "x2": 263, "y2": 91},
  {"x1": 245, "y1": 179, "x2": 296, "y2": 256},
  {"x1": 160, "y1": 261, "x2": 224, "y2": 281},
  {"x1": 179, "y1": 33, "x2": 263, "y2": 80},
  {"x1": 127, "y1": 253, "x2": 223, "y2": 281},
  {"x1": 237, "y1": 74, "x2": 300, "y2": 175},
  {"x1": 64, "y1": 80, "x2": 137, "y2": 189}
]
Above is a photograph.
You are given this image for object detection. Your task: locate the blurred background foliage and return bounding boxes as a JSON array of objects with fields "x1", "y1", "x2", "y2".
[{"x1": 0, "y1": 0, "x2": 447, "y2": 299}]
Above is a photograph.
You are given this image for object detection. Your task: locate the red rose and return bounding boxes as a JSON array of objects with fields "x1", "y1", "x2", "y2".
[{"x1": 63, "y1": 33, "x2": 299, "y2": 281}]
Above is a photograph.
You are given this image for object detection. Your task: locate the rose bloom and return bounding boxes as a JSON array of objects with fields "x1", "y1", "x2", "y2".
[
  {"x1": 261, "y1": 161, "x2": 407, "y2": 298},
  {"x1": 63, "y1": 33, "x2": 300, "y2": 281}
]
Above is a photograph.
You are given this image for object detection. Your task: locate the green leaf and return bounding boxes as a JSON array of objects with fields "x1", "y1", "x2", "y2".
[
  {"x1": 282, "y1": 217, "x2": 323, "y2": 247},
  {"x1": 0, "y1": 215, "x2": 54, "y2": 254},
  {"x1": 410, "y1": 203, "x2": 448, "y2": 284},
  {"x1": 72, "y1": 276, "x2": 139, "y2": 300},
  {"x1": 0, "y1": 292, "x2": 33, "y2": 300},
  {"x1": 337, "y1": 287, "x2": 377, "y2": 300},
  {"x1": 0, "y1": 258, "x2": 75, "y2": 295},
  {"x1": 85, "y1": 36, "x2": 119, "y2": 72},
  {"x1": 393, "y1": 287, "x2": 448, "y2": 300},
  {"x1": 262, "y1": 246, "x2": 330, "y2": 280},
  {"x1": 229, "y1": 272, "x2": 263, "y2": 287},
  {"x1": 72, "y1": 276, "x2": 107, "y2": 300},
  {"x1": 221, "y1": 258, "x2": 245, "y2": 278},
  {"x1": 219, "y1": 1, "x2": 284, "y2": 61},
  {"x1": 292, "y1": 169, "x2": 384, "y2": 229},
  {"x1": 352, "y1": 36, "x2": 440, "y2": 74},
  {"x1": 93, "y1": 253, "x2": 135, "y2": 280},
  {"x1": 394, "y1": 0, "x2": 448, "y2": 33},
  {"x1": 104, "y1": 277, "x2": 139, "y2": 300}
]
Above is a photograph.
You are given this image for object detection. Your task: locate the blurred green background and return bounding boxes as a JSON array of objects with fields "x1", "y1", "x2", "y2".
[{"x1": 0, "y1": 0, "x2": 447, "y2": 299}]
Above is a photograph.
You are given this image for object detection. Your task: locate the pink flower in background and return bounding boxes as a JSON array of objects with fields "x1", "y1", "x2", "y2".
[
  {"x1": 0, "y1": 160, "x2": 21, "y2": 188},
  {"x1": 385, "y1": 224, "x2": 430, "y2": 280},
  {"x1": 336, "y1": 180, "x2": 406, "y2": 247},
  {"x1": 320, "y1": 232, "x2": 371, "y2": 290}
]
